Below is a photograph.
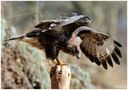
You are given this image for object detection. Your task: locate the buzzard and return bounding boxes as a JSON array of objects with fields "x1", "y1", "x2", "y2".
[{"x1": 4, "y1": 14, "x2": 122, "y2": 69}]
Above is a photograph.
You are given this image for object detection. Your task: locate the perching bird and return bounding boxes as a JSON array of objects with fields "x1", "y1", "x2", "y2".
[{"x1": 4, "y1": 14, "x2": 122, "y2": 69}]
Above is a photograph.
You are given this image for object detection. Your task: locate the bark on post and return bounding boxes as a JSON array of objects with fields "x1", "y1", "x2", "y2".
[{"x1": 50, "y1": 65, "x2": 71, "y2": 89}]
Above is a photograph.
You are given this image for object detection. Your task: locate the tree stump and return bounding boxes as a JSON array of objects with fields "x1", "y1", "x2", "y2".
[{"x1": 50, "y1": 65, "x2": 71, "y2": 89}]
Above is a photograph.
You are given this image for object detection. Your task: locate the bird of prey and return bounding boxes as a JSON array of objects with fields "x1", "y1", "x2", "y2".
[{"x1": 4, "y1": 14, "x2": 122, "y2": 69}]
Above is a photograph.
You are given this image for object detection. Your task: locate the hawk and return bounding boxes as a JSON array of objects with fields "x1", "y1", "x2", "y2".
[{"x1": 4, "y1": 14, "x2": 122, "y2": 69}]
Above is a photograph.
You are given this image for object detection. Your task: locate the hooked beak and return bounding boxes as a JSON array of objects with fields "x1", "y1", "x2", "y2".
[{"x1": 75, "y1": 53, "x2": 81, "y2": 59}]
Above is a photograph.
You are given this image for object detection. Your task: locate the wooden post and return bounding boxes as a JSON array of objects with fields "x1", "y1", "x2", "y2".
[{"x1": 50, "y1": 65, "x2": 71, "y2": 89}]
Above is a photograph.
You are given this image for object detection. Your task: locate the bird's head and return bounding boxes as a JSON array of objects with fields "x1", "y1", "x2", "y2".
[{"x1": 67, "y1": 45, "x2": 81, "y2": 59}]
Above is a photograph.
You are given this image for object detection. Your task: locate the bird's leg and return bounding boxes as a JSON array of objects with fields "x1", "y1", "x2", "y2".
[
  {"x1": 56, "y1": 59, "x2": 65, "y2": 65},
  {"x1": 53, "y1": 58, "x2": 66, "y2": 65}
]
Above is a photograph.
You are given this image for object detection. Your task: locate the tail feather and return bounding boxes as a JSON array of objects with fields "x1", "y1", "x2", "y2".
[{"x1": 4, "y1": 35, "x2": 25, "y2": 42}]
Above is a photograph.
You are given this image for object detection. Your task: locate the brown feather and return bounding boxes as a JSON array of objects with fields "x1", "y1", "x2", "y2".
[
  {"x1": 111, "y1": 51, "x2": 120, "y2": 65},
  {"x1": 106, "y1": 55, "x2": 113, "y2": 67},
  {"x1": 114, "y1": 40, "x2": 122, "y2": 47},
  {"x1": 74, "y1": 26, "x2": 122, "y2": 69},
  {"x1": 114, "y1": 45, "x2": 122, "y2": 58},
  {"x1": 101, "y1": 61, "x2": 108, "y2": 69},
  {"x1": 35, "y1": 19, "x2": 63, "y2": 29}
]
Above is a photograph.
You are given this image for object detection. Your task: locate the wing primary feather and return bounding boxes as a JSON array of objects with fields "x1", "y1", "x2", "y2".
[
  {"x1": 114, "y1": 45, "x2": 122, "y2": 58},
  {"x1": 106, "y1": 56, "x2": 113, "y2": 67},
  {"x1": 94, "y1": 58, "x2": 101, "y2": 66},
  {"x1": 111, "y1": 52, "x2": 120, "y2": 65},
  {"x1": 114, "y1": 40, "x2": 122, "y2": 47},
  {"x1": 101, "y1": 61, "x2": 108, "y2": 69},
  {"x1": 88, "y1": 55, "x2": 94, "y2": 63}
]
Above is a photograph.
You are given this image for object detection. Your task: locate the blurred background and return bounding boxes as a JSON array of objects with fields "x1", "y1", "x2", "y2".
[{"x1": 1, "y1": 1, "x2": 127, "y2": 89}]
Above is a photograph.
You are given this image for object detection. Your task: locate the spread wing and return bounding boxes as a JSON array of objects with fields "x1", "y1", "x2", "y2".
[
  {"x1": 74, "y1": 26, "x2": 122, "y2": 69},
  {"x1": 35, "y1": 19, "x2": 64, "y2": 30}
]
